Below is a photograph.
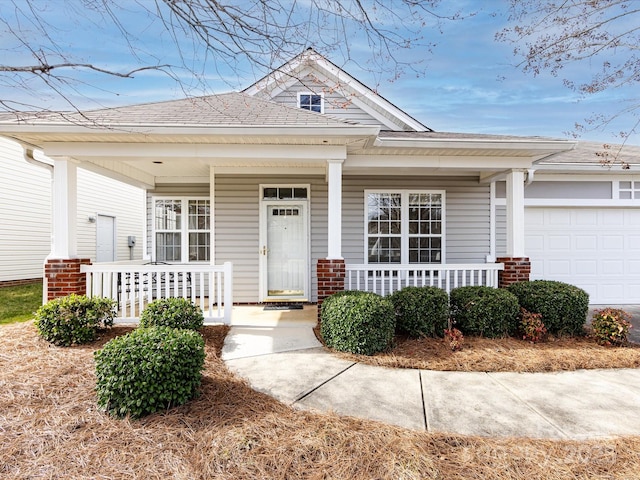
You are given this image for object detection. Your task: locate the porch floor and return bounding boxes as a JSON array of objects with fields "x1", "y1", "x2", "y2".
[{"x1": 228, "y1": 305, "x2": 317, "y2": 327}]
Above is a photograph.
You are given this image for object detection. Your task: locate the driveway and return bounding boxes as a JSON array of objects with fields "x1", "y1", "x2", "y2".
[{"x1": 587, "y1": 305, "x2": 640, "y2": 344}]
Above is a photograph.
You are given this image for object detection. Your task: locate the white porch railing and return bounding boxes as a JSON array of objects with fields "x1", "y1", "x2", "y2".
[
  {"x1": 81, "y1": 262, "x2": 233, "y2": 324},
  {"x1": 345, "y1": 263, "x2": 504, "y2": 296}
]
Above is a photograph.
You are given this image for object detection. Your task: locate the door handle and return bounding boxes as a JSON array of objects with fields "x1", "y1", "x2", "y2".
[{"x1": 260, "y1": 246, "x2": 269, "y2": 255}]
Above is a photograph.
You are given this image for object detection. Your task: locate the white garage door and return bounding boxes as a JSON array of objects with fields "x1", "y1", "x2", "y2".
[{"x1": 525, "y1": 208, "x2": 640, "y2": 304}]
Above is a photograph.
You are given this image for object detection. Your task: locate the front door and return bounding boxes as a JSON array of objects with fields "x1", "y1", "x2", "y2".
[
  {"x1": 260, "y1": 201, "x2": 309, "y2": 301},
  {"x1": 96, "y1": 214, "x2": 116, "y2": 262}
]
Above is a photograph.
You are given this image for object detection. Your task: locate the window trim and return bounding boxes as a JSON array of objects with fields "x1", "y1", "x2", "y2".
[
  {"x1": 297, "y1": 91, "x2": 324, "y2": 114},
  {"x1": 364, "y1": 190, "x2": 446, "y2": 264},
  {"x1": 152, "y1": 196, "x2": 211, "y2": 263}
]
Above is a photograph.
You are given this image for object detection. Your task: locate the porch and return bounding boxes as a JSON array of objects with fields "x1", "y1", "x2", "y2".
[{"x1": 81, "y1": 261, "x2": 506, "y2": 324}]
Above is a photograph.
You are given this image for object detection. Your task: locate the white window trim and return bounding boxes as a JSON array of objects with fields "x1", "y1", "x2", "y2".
[
  {"x1": 364, "y1": 190, "x2": 446, "y2": 264},
  {"x1": 152, "y1": 196, "x2": 211, "y2": 263},
  {"x1": 297, "y1": 91, "x2": 324, "y2": 114}
]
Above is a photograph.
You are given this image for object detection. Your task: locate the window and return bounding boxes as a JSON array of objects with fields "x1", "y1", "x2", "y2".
[
  {"x1": 298, "y1": 93, "x2": 323, "y2": 113},
  {"x1": 154, "y1": 198, "x2": 210, "y2": 262},
  {"x1": 366, "y1": 191, "x2": 444, "y2": 264},
  {"x1": 619, "y1": 181, "x2": 640, "y2": 199}
]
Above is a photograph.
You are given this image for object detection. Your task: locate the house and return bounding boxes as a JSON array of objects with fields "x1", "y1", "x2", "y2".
[
  {"x1": 0, "y1": 136, "x2": 145, "y2": 288},
  {"x1": 0, "y1": 49, "x2": 637, "y2": 321}
]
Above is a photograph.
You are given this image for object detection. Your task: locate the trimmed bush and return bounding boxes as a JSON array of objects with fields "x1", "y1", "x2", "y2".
[
  {"x1": 320, "y1": 291, "x2": 395, "y2": 355},
  {"x1": 507, "y1": 280, "x2": 589, "y2": 336},
  {"x1": 390, "y1": 286, "x2": 448, "y2": 338},
  {"x1": 94, "y1": 326, "x2": 205, "y2": 418},
  {"x1": 591, "y1": 308, "x2": 632, "y2": 346},
  {"x1": 34, "y1": 294, "x2": 116, "y2": 346},
  {"x1": 139, "y1": 297, "x2": 204, "y2": 330},
  {"x1": 449, "y1": 286, "x2": 519, "y2": 338}
]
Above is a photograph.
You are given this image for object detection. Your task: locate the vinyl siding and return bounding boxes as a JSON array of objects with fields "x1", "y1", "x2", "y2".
[
  {"x1": 0, "y1": 138, "x2": 145, "y2": 282},
  {"x1": 76, "y1": 169, "x2": 145, "y2": 263},
  {"x1": 272, "y1": 74, "x2": 386, "y2": 127},
  {"x1": 0, "y1": 139, "x2": 51, "y2": 281}
]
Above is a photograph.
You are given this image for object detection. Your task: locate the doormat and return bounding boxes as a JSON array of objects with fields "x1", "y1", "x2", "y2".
[{"x1": 263, "y1": 304, "x2": 304, "y2": 311}]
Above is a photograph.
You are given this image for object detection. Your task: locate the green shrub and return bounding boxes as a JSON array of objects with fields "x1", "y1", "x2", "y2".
[
  {"x1": 389, "y1": 286, "x2": 448, "y2": 338},
  {"x1": 320, "y1": 291, "x2": 395, "y2": 355},
  {"x1": 591, "y1": 308, "x2": 632, "y2": 346},
  {"x1": 507, "y1": 280, "x2": 589, "y2": 336},
  {"x1": 34, "y1": 294, "x2": 116, "y2": 346},
  {"x1": 94, "y1": 326, "x2": 205, "y2": 418},
  {"x1": 139, "y1": 297, "x2": 204, "y2": 330},
  {"x1": 449, "y1": 286, "x2": 519, "y2": 338},
  {"x1": 519, "y1": 308, "x2": 547, "y2": 343}
]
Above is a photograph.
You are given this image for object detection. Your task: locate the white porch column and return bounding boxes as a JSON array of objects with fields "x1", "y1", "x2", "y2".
[
  {"x1": 326, "y1": 159, "x2": 343, "y2": 259},
  {"x1": 50, "y1": 158, "x2": 78, "y2": 259},
  {"x1": 505, "y1": 170, "x2": 526, "y2": 257},
  {"x1": 210, "y1": 166, "x2": 216, "y2": 264}
]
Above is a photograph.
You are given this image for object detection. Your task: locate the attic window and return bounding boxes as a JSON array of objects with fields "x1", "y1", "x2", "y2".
[{"x1": 298, "y1": 93, "x2": 323, "y2": 113}]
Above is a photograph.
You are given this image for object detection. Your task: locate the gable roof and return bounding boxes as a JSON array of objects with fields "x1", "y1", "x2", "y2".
[
  {"x1": 243, "y1": 48, "x2": 430, "y2": 132},
  {"x1": 7, "y1": 92, "x2": 356, "y2": 128}
]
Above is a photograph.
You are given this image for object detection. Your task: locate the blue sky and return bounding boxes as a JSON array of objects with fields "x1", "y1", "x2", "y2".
[{"x1": 1, "y1": 1, "x2": 636, "y2": 144}]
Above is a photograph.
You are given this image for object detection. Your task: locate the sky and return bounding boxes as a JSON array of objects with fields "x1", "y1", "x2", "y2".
[{"x1": 0, "y1": 1, "x2": 637, "y2": 145}]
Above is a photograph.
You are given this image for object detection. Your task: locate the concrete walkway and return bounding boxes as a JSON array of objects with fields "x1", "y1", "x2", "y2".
[{"x1": 222, "y1": 307, "x2": 640, "y2": 440}]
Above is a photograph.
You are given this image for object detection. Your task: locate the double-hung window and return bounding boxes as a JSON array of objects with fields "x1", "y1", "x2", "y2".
[
  {"x1": 154, "y1": 198, "x2": 210, "y2": 262},
  {"x1": 366, "y1": 191, "x2": 444, "y2": 264}
]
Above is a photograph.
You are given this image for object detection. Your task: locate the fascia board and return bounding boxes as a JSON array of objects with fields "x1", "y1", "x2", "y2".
[{"x1": 374, "y1": 137, "x2": 576, "y2": 152}]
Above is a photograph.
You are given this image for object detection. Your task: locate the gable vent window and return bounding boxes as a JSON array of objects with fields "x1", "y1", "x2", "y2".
[{"x1": 298, "y1": 93, "x2": 323, "y2": 113}]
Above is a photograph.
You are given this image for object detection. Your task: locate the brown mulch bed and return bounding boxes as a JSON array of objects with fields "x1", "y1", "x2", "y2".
[
  {"x1": 333, "y1": 334, "x2": 640, "y2": 373},
  {"x1": 1, "y1": 321, "x2": 640, "y2": 479}
]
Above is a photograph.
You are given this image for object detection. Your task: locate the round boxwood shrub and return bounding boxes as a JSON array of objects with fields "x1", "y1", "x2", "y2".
[
  {"x1": 390, "y1": 286, "x2": 449, "y2": 338},
  {"x1": 94, "y1": 326, "x2": 205, "y2": 418},
  {"x1": 139, "y1": 297, "x2": 204, "y2": 330},
  {"x1": 320, "y1": 291, "x2": 395, "y2": 355},
  {"x1": 34, "y1": 294, "x2": 116, "y2": 346},
  {"x1": 507, "y1": 280, "x2": 589, "y2": 336},
  {"x1": 449, "y1": 286, "x2": 519, "y2": 338}
]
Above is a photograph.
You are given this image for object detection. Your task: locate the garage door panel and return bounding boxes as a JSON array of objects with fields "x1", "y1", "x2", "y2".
[{"x1": 525, "y1": 207, "x2": 640, "y2": 304}]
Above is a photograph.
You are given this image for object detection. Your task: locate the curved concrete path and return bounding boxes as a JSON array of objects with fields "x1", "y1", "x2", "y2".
[{"x1": 222, "y1": 325, "x2": 640, "y2": 440}]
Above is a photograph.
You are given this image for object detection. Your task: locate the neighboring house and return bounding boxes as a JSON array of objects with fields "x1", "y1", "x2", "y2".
[
  {"x1": 0, "y1": 136, "x2": 145, "y2": 287},
  {"x1": 0, "y1": 49, "x2": 637, "y2": 319}
]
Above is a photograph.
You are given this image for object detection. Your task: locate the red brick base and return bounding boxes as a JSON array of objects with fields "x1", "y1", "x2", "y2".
[
  {"x1": 496, "y1": 257, "x2": 531, "y2": 288},
  {"x1": 316, "y1": 258, "x2": 345, "y2": 321},
  {"x1": 44, "y1": 258, "x2": 92, "y2": 301},
  {"x1": 0, "y1": 278, "x2": 42, "y2": 288}
]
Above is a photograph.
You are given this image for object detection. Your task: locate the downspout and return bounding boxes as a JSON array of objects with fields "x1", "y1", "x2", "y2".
[{"x1": 525, "y1": 168, "x2": 535, "y2": 186}]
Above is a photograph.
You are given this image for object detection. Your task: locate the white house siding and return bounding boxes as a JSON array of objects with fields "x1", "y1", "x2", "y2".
[
  {"x1": 0, "y1": 139, "x2": 51, "y2": 282},
  {"x1": 271, "y1": 75, "x2": 387, "y2": 127},
  {"x1": 76, "y1": 169, "x2": 145, "y2": 263}
]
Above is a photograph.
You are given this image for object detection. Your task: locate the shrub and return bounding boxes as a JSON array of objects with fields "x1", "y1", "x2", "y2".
[
  {"x1": 139, "y1": 297, "x2": 204, "y2": 330},
  {"x1": 389, "y1": 286, "x2": 448, "y2": 338},
  {"x1": 591, "y1": 308, "x2": 632, "y2": 346},
  {"x1": 444, "y1": 328, "x2": 464, "y2": 351},
  {"x1": 94, "y1": 326, "x2": 205, "y2": 418},
  {"x1": 519, "y1": 308, "x2": 547, "y2": 343},
  {"x1": 507, "y1": 280, "x2": 589, "y2": 336},
  {"x1": 449, "y1": 286, "x2": 519, "y2": 338},
  {"x1": 320, "y1": 291, "x2": 395, "y2": 355},
  {"x1": 34, "y1": 294, "x2": 116, "y2": 346}
]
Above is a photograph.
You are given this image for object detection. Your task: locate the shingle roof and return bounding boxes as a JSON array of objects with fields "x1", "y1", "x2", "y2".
[
  {"x1": 4, "y1": 92, "x2": 357, "y2": 128},
  {"x1": 538, "y1": 140, "x2": 640, "y2": 165}
]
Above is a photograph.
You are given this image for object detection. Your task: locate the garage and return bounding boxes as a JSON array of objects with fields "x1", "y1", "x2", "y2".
[{"x1": 525, "y1": 207, "x2": 640, "y2": 304}]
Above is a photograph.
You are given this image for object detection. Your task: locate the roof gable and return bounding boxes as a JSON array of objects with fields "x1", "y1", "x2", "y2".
[{"x1": 244, "y1": 49, "x2": 430, "y2": 132}]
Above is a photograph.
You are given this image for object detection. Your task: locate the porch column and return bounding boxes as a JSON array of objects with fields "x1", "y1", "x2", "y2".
[
  {"x1": 44, "y1": 158, "x2": 91, "y2": 300},
  {"x1": 318, "y1": 159, "x2": 345, "y2": 320},
  {"x1": 326, "y1": 159, "x2": 343, "y2": 259},
  {"x1": 497, "y1": 169, "x2": 530, "y2": 287}
]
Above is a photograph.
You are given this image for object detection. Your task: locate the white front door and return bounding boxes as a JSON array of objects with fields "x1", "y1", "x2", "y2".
[
  {"x1": 260, "y1": 201, "x2": 309, "y2": 301},
  {"x1": 96, "y1": 214, "x2": 116, "y2": 262}
]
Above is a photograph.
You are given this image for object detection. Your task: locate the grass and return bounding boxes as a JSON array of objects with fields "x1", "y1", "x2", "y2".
[
  {"x1": 0, "y1": 281, "x2": 42, "y2": 324},
  {"x1": 2, "y1": 321, "x2": 640, "y2": 479}
]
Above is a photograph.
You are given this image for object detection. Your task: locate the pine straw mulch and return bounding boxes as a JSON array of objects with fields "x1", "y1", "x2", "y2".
[
  {"x1": 331, "y1": 333, "x2": 640, "y2": 373},
  {"x1": 1, "y1": 322, "x2": 640, "y2": 479}
]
